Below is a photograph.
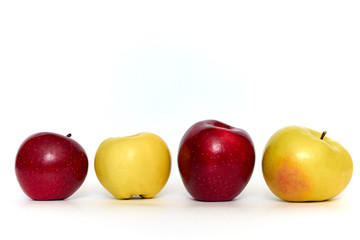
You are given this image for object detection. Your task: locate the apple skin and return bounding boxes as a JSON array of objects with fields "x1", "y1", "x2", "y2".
[
  {"x1": 15, "y1": 132, "x2": 88, "y2": 200},
  {"x1": 94, "y1": 132, "x2": 171, "y2": 199},
  {"x1": 262, "y1": 126, "x2": 353, "y2": 202},
  {"x1": 178, "y1": 120, "x2": 255, "y2": 201}
]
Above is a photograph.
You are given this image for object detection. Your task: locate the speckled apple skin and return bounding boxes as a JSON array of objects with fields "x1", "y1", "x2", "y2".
[
  {"x1": 15, "y1": 132, "x2": 88, "y2": 200},
  {"x1": 178, "y1": 120, "x2": 255, "y2": 201}
]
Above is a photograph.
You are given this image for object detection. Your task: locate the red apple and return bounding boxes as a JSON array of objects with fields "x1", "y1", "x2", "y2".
[
  {"x1": 15, "y1": 132, "x2": 88, "y2": 200},
  {"x1": 178, "y1": 120, "x2": 255, "y2": 201}
]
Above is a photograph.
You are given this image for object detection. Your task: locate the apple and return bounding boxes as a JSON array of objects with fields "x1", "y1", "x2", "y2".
[
  {"x1": 262, "y1": 126, "x2": 353, "y2": 202},
  {"x1": 178, "y1": 120, "x2": 255, "y2": 201},
  {"x1": 94, "y1": 132, "x2": 171, "y2": 199},
  {"x1": 15, "y1": 132, "x2": 88, "y2": 200}
]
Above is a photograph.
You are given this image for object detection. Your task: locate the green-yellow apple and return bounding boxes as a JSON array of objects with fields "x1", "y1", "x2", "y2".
[
  {"x1": 94, "y1": 132, "x2": 171, "y2": 199},
  {"x1": 262, "y1": 126, "x2": 353, "y2": 202}
]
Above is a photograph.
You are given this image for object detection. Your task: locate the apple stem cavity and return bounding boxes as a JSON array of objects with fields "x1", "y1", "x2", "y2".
[
  {"x1": 320, "y1": 131, "x2": 327, "y2": 140},
  {"x1": 66, "y1": 133, "x2": 72, "y2": 138}
]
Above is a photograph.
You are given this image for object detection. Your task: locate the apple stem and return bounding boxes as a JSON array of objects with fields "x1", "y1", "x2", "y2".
[
  {"x1": 320, "y1": 131, "x2": 327, "y2": 140},
  {"x1": 66, "y1": 133, "x2": 72, "y2": 138}
]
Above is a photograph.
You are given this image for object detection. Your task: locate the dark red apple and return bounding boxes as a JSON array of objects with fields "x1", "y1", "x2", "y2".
[
  {"x1": 15, "y1": 132, "x2": 88, "y2": 200},
  {"x1": 178, "y1": 120, "x2": 255, "y2": 201}
]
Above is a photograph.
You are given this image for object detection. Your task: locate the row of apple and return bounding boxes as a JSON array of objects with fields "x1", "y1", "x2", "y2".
[{"x1": 15, "y1": 119, "x2": 353, "y2": 202}]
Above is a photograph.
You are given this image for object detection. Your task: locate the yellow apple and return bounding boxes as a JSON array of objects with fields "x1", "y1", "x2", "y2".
[
  {"x1": 262, "y1": 126, "x2": 353, "y2": 202},
  {"x1": 94, "y1": 132, "x2": 171, "y2": 199}
]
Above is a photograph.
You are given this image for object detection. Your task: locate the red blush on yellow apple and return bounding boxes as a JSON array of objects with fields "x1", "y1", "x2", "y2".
[{"x1": 273, "y1": 159, "x2": 311, "y2": 201}]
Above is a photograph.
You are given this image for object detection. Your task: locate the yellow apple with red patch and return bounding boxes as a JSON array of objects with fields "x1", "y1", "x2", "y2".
[{"x1": 262, "y1": 126, "x2": 353, "y2": 202}]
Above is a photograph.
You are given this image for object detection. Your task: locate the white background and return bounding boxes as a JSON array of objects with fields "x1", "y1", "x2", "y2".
[{"x1": 1, "y1": 0, "x2": 359, "y2": 239}]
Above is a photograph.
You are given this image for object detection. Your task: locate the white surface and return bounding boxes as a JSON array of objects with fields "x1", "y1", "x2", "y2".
[{"x1": 1, "y1": 1, "x2": 359, "y2": 239}]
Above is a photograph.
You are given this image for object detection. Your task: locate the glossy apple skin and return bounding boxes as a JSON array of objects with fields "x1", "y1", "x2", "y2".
[
  {"x1": 262, "y1": 126, "x2": 353, "y2": 202},
  {"x1": 15, "y1": 132, "x2": 88, "y2": 200},
  {"x1": 178, "y1": 120, "x2": 255, "y2": 201},
  {"x1": 95, "y1": 132, "x2": 171, "y2": 199}
]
